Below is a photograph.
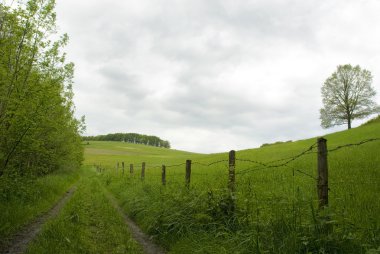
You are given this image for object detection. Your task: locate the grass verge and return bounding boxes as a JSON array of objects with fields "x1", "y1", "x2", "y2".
[
  {"x1": 0, "y1": 167, "x2": 79, "y2": 248},
  {"x1": 26, "y1": 166, "x2": 143, "y2": 254}
]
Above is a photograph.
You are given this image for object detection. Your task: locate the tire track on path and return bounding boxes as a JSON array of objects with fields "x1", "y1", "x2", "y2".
[
  {"x1": 105, "y1": 191, "x2": 166, "y2": 254},
  {"x1": 1, "y1": 186, "x2": 77, "y2": 254}
]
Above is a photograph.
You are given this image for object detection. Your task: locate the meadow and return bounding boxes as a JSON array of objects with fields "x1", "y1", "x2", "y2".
[{"x1": 85, "y1": 118, "x2": 380, "y2": 253}]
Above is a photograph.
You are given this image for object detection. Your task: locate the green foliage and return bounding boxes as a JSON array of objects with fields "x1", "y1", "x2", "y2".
[
  {"x1": 0, "y1": 0, "x2": 84, "y2": 177},
  {"x1": 83, "y1": 132, "x2": 171, "y2": 148},
  {"x1": 91, "y1": 120, "x2": 380, "y2": 253},
  {"x1": 0, "y1": 2, "x2": 84, "y2": 247},
  {"x1": 320, "y1": 64, "x2": 380, "y2": 129}
]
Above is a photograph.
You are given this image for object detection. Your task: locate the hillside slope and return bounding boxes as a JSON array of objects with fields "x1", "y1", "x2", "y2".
[{"x1": 85, "y1": 120, "x2": 380, "y2": 253}]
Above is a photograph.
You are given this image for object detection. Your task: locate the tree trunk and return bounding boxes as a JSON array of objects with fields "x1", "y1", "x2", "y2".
[{"x1": 347, "y1": 117, "x2": 351, "y2": 129}]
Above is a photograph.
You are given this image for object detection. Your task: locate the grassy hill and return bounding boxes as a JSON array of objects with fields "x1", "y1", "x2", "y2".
[{"x1": 85, "y1": 119, "x2": 380, "y2": 253}]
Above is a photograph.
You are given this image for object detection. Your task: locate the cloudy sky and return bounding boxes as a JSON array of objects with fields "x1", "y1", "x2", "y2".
[{"x1": 54, "y1": 0, "x2": 380, "y2": 153}]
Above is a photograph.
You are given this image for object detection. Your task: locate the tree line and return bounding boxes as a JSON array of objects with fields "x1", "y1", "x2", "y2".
[
  {"x1": 83, "y1": 133, "x2": 171, "y2": 148},
  {"x1": 0, "y1": 0, "x2": 84, "y2": 177}
]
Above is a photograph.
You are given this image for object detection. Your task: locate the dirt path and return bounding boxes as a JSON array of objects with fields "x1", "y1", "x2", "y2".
[
  {"x1": 1, "y1": 186, "x2": 77, "y2": 254},
  {"x1": 105, "y1": 192, "x2": 166, "y2": 254}
]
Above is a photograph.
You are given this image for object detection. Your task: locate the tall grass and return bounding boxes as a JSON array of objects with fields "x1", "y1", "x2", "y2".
[
  {"x1": 0, "y1": 168, "x2": 79, "y2": 247},
  {"x1": 26, "y1": 167, "x2": 143, "y2": 254},
  {"x1": 87, "y1": 122, "x2": 380, "y2": 253}
]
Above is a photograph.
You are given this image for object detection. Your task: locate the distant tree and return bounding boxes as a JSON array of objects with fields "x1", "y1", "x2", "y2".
[
  {"x1": 82, "y1": 133, "x2": 171, "y2": 148},
  {"x1": 320, "y1": 64, "x2": 380, "y2": 129}
]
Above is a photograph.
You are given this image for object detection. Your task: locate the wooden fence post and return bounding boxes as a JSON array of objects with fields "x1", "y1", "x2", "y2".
[
  {"x1": 122, "y1": 162, "x2": 125, "y2": 175},
  {"x1": 141, "y1": 162, "x2": 145, "y2": 180},
  {"x1": 130, "y1": 164, "x2": 134, "y2": 175},
  {"x1": 228, "y1": 150, "x2": 236, "y2": 213},
  {"x1": 317, "y1": 137, "x2": 328, "y2": 209},
  {"x1": 228, "y1": 150, "x2": 236, "y2": 192},
  {"x1": 162, "y1": 165, "x2": 166, "y2": 186},
  {"x1": 185, "y1": 160, "x2": 191, "y2": 188}
]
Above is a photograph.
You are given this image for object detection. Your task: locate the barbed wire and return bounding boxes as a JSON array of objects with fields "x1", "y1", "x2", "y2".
[
  {"x1": 265, "y1": 143, "x2": 318, "y2": 165},
  {"x1": 165, "y1": 162, "x2": 187, "y2": 168},
  {"x1": 94, "y1": 137, "x2": 380, "y2": 181},
  {"x1": 236, "y1": 142, "x2": 317, "y2": 169},
  {"x1": 236, "y1": 158, "x2": 314, "y2": 174},
  {"x1": 141, "y1": 164, "x2": 164, "y2": 169},
  {"x1": 145, "y1": 166, "x2": 163, "y2": 170},
  {"x1": 294, "y1": 169, "x2": 317, "y2": 180},
  {"x1": 192, "y1": 159, "x2": 229, "y2": 167},
  {"x1": 119, "y1": 164, "x2": 316, "y2": 181},
  {"x1": 235, "y1": 159, "x2": 269, "y2": 168},
  {"x1": 328, "y1": 138, "x2": 380, "y2": 152},
  {"x1": 236, "y1": 164, "x2": 318, "y2": 183}
]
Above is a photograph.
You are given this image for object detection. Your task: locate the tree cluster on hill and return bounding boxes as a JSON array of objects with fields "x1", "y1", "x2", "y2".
[
  {"x1": 260, "y1": 140, "x2": 292, "y2": 148},
  {"x1": 83, "y1": 133, "x2": 171, "y2": 148},
  {"x1": 0, "y1": 0, "x2": 85, "y2": 177}
]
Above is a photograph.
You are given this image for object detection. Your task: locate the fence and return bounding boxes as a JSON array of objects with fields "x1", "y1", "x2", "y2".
[
  {"x1": 92, "y1": 136, "x2": 380, "y2": 251},
  {"x1": 94, "y1": 136, "x2": 380, "y2": 213}
]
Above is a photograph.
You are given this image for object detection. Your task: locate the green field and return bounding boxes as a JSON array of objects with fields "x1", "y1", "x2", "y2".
[
  {"x1": 3, "y1": 119, "x2": 378, "y2": 253},
  {"x1": 83, "y1": 118, "x2": 380, "y2": 253}
]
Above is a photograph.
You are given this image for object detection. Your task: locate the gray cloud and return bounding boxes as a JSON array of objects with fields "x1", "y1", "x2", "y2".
[
  {"x1": 56, "y1": 0, "x2": 380, "y2": 153},
  {"x1": 98, "y1": 66, "x2": 146, "y2": 99}
]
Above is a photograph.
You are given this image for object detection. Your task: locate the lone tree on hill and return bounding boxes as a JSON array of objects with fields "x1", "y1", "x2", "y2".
[{"x1": 320, "y1": 64, "x2": 380, "y2": 129}]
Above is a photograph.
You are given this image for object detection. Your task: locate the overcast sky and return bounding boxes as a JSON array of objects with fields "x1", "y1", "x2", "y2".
[{"x1": 55, "y1": 0, "x2": 380, "y2": 153}]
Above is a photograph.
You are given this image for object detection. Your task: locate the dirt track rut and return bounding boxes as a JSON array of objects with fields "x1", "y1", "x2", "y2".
[
  {"x1": 105, "y1": 192, "x2": 166, "y2": 254},
  {"x1": 1, "y1": 186, "x2": 76, "y2": 254}
]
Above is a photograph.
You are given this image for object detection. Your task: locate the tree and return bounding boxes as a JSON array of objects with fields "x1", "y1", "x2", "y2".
[
  {"x1": 320, "y1": 64, "x2": 380, "y2": 129},
  {"x1": 0, "y1": 0, "x2": 85, "y2": 177}
]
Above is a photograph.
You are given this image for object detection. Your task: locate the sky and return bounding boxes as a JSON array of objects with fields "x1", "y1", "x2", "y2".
[{"x1": 54, "y1": 0, "x2": 380, "y2": 153}]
